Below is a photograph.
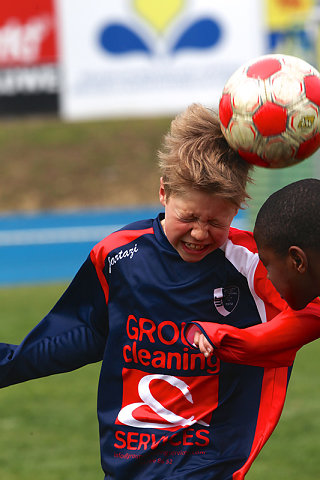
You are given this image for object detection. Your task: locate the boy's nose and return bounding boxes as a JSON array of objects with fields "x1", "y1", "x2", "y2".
[{"x1": 191, "y1": 222, "x2": 209, "y2": 241}]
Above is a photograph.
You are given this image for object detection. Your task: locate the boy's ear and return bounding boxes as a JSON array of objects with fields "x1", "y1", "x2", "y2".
[
  {"x1": 159, "y1": 177, "x2": 167, "y2": 207},
  {"x1": 288, "y1": 246, "x2": 307, "y2": 273}
]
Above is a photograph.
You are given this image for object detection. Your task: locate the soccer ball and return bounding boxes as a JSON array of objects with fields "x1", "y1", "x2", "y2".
[{"x1": 219, "y1": 54, "x2": 320, "y2": 168}]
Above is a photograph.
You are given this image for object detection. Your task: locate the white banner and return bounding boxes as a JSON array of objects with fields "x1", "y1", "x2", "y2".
[{"x1": 57, "y1": 0, "x2": 265, "y2": 120}]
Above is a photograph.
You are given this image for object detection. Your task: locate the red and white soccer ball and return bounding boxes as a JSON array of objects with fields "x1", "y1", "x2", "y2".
[{"x1": 219, "y1": 54, "x2": 320, "y2": 168}]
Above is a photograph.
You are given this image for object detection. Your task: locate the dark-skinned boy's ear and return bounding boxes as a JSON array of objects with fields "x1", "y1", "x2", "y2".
[{"x1": 288, "y1": 246, "x2": 307, "y2": 273}]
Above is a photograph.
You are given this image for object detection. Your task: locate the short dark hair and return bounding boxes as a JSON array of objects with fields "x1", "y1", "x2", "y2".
[{"x1": 254, "y1": 178, "x2": 320, "y2": 255}]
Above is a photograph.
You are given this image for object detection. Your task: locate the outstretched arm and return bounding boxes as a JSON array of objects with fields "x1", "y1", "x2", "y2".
[
  {"x1": 186, "y1": 303, "x2": 320, "y2": 367},
  {"x1": 0, "y1": 257, "x2": 108, "y2": 388}
]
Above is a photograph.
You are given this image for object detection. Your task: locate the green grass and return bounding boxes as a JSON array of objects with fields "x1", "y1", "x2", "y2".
[
  {"x1": 0, "y1": 116, "x2": 171, "y2": 212},
  {"x1": 0, "y1": 284, "x2": 102, "y2": 479},
  {"x1": 1, "y1": 115, "x2": 319, "y2": 230},
  {"x1": 247, "y1": 339, "x2": 320, "y2": 479},
  {"x1": 247, "y1": 152, "x2": 320, "y2": 229},
  {"x1": 0, "y1": 284, "x2": 320, "y2": 479}
]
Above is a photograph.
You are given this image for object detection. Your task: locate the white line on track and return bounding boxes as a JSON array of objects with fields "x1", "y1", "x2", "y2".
[{"x1": 0, "y1": 225, "x2": 120, "y2": 246}]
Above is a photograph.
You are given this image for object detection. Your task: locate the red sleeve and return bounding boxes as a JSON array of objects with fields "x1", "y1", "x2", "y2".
[{"x1": 186, "y1": 301, "x2": 320, "y2": 368}]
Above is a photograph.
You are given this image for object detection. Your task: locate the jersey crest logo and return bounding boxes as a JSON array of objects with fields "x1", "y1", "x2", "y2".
[
  {"x1": 116, "y1": 369, "x2": 219, "y2": 431},
  {"x1": 213, "y1": 286, "x2": 239, "y2": 316}
]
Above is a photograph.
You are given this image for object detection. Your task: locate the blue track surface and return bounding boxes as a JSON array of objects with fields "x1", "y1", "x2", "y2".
[{"x1": 0, "y1": 207, "x2": 249, "y2": 286}]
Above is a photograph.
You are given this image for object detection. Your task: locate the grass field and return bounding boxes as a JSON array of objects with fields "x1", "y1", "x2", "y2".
[
  {"x1": 0, "y1": 115, "x2": 171, "y2": 212},
  {"x1": 0, "y1": 283, "x2": 320, "y2": 479},
  {"x1": 0, "y1": 115, "x2": 319, "y2": 230},
  {"x1": 0, "y1": 284, "x2": 102, "y2": 479}
]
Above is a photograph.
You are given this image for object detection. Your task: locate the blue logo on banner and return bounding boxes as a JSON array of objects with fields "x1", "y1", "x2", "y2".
[{"x1": 98, "y1": 2, "x2": 222, "y2": 56}]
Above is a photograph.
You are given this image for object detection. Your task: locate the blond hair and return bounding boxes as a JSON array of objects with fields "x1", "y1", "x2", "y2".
[{"x1": 158, "y1": 104, "x2": 252, "y2": 208}]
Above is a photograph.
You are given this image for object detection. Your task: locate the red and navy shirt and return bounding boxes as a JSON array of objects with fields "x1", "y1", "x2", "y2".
[{"x1": 0, "y1": 214, "x2": 290, "y2": 480}]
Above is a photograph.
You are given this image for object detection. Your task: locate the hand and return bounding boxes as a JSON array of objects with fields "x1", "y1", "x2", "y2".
[{"x1": 193, "y1": 330, "x2": 213, "y2": 358}]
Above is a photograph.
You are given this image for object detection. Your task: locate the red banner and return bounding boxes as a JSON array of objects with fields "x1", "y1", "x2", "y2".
[{"x1": 0, "y1": 0, "x2": 58, "y2": 67}]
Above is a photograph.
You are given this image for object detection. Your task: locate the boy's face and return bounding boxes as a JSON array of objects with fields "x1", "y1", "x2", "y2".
[
  {"x1": 159, "y1": 179, "x2": 238, "y2": 263},
  {"x1": 257, "y1": 244, "x2": 315, "y2": 310}
]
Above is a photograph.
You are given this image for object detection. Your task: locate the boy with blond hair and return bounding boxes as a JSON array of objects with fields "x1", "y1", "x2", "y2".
[{"x1": 0, "y1": 104, "x2": 301, "y2": 479}]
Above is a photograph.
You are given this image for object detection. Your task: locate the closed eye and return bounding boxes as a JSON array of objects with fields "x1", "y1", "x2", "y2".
[
  {"x1": 179, "y1": 216, "x2": 197, "y2": 223},
  {"x1": 208, "y1": 221, "x2": 227, "y2": 229}
]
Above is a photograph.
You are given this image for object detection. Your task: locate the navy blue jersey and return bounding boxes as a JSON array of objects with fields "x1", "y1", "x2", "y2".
[{"x1": 0, "y1": 214, "x2": 290, "y2": 479}]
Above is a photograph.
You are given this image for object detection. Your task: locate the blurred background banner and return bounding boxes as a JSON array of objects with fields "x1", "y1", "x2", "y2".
[
  {"x1": 2, "y1": 1, "x2": 320, "y2": 120},
  {"x1": 265, "y1": 0, "x2": 319, "y2": 65},
  {"x1": 57, "y1": 0, "x2": 264, "y2": 120},
  {"x1": 0, "y1": 0, "x2": 59, "y2": 116}
]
